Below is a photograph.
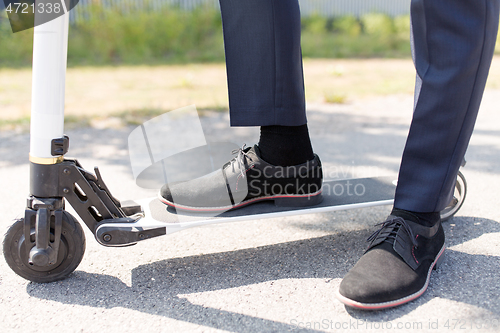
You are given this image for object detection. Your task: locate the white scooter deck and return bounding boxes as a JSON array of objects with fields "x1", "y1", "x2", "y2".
[{"x1": 135, "y1": 176, "x2": 396, "y2": 234}]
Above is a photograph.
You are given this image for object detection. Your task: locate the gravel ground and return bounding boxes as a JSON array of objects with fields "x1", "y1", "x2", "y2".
[{"x1": 1, "y1": 91, "x2": 500, "y2": 333}]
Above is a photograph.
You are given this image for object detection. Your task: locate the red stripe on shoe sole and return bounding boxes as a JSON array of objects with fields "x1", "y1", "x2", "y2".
[{"x1": 158, "y1": 190, "x2": 323, "y2": 213}]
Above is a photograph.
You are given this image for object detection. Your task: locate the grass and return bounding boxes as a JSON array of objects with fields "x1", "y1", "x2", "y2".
[
  {"x1": 0, "y1": 5, "x2": 225, "y2": 67},
  {"x1": 2, "y1": 56, "x2": 500, "y2": 131},
  {"x1": 2, "y1": 8, "x2": 499, "y2": 67},
  {"x1": 301, "y1": 14, "x2": 411, "y2": 59},
  {"x1": 0, "y1": 9, "x2": 416, "y2": 67},
  {"x1": 67, "y1": 5, "x2": 225, "y2": 66},
  {"x1": 0, "y1": 114, "x2": 91, "y2": 131},
  {"x1": 324, "y1": 92, "x2": 347, "y2": 104},
  {"x1": 1, "y1": 6, "x2": 500, "y2": 131},
  {"x1": 0, "y1": 116, "x2": 31, "y2": 130}
]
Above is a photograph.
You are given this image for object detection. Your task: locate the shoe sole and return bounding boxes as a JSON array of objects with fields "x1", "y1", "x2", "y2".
[
  {"x1": 158, "y1": 189, "x2": 323, "y2": 213},
  {"x1": 335, "y1": 244, "x2": 446, "y2": 310}
]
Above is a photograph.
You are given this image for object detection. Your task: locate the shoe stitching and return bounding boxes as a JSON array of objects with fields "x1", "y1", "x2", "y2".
[
  {"x1": 236, "y1": 164, "x2": 255, "y2": 191},
  {"x1": 412, "y1": 235, "x2": 420, "y2": 264}
]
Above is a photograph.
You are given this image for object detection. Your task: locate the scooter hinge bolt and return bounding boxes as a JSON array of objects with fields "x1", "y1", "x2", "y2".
[
  {"x1": 63, "y1": 168, "x2": 70, "y2": 174},
  {"x1": 103, "y1": 234, "x2": 112, "y2": 242},
  {"x1": 63, "y1": 188, "x2": 70, "y2": 194}
]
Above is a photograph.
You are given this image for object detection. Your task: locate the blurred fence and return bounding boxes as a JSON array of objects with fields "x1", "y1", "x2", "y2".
[
  {"x1": 68, "y1": 0, "x2": 411, "y2": 22},
  {"x1": 1, "y1": 0, "x2": 411, "y2": 22},
  {"x1": 1, "y1": 0, "x2": 412, "y2": 24},
  {"x1": 299, "y1": 0, "x2": 410, "y2": 16}
]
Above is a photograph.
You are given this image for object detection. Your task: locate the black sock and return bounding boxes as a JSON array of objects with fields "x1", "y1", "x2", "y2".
[
  {"x1": 258, "y1": 124, "x2": 314, "y2": 166},
  {"x1": 391, "y1": 208, "x2": 440, "y2": 227}
]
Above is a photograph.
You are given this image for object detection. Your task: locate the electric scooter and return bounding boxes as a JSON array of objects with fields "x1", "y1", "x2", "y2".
[{"x1": 2, "y1": 13, "x2": 467, "y2": 283}]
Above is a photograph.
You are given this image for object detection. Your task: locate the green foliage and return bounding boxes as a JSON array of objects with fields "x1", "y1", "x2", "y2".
[
  {"x1": 0, "y1": 12, "x2": 34, "y2": 67},
  {"x1": 393, "y1": 15, "x2": 411, "y2": 37},
  {"x1": 1, "y1": 6, "x2": 498, "y2": 67},
  {"x1": 332, "y1": 16, "x2": 361, "y2": 37},
  {"x1": 301, "y1": 13, "x2": 411, "y2": 58},
  {"x1": 301, "y1": 32, "x2": 410, "y2": 58},
  {"x1": 67, "y1": 4, "x2": 224, "y2": 65},
  {"x1": 361, "y1": 13, "x2": 395, "y2": 36},
  {"x1": 302, "y1": 13, "x2": 329, "y2": 34}
]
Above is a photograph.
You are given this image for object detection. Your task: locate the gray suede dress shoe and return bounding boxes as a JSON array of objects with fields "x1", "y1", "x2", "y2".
[
  {"x1": 336, "y1": 216, "x2": 445, "y2": 310},
  {"x1": 159, "y1": 145, "x2": 323, "y2": 212}
]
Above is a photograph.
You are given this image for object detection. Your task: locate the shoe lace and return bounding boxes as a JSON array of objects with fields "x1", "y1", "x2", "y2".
[
  {"x1": 366, "y1": 216, "x2": 418, "y2": 249},
  {"x1": 231, "y1": 144, "x2": 250, "y2": 178}
]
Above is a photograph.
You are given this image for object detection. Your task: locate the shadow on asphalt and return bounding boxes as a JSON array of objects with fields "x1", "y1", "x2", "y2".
[
  {"x1": 26, "y1": 216, "x2": 500, "y2": 332},
  {"x1": 3, "y1": 108, "x2": 500, "y2": 179}
]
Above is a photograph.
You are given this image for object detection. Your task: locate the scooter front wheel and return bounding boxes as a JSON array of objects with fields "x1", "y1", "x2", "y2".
[{"x1": 3, "y1": 211, "x2": 86, "y2": 283}]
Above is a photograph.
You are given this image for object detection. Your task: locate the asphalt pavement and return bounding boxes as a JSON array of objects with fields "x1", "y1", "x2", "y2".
[{"x1": 1, "y1": 91, "x2": 500, "y2": 333}]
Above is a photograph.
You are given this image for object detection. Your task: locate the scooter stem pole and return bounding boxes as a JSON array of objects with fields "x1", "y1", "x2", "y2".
[{"x1": 29, "y1": 13, "x2": 69, "y2": 161}]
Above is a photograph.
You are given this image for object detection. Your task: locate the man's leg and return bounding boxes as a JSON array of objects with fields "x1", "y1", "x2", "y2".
[
  {"x1": 395, "y1": 0, "x2": 500, "y2": 213},
  {"x1": 219, "y1": 0, "x2": 306, "y2": 127},
  {"x1": 337, "y1": 0, "x2": 500, "y2": 309},
  {"x1": 219, "y1": 0, "x2": 315, "y2": 167},
  {"x1": 159, "y1": 0, "x2": 322, "y2": 211}
]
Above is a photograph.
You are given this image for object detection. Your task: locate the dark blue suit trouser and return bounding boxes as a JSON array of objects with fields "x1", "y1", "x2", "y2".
[{"x1": 219, "y1": 0, "x2": 500, "y2": 213}]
